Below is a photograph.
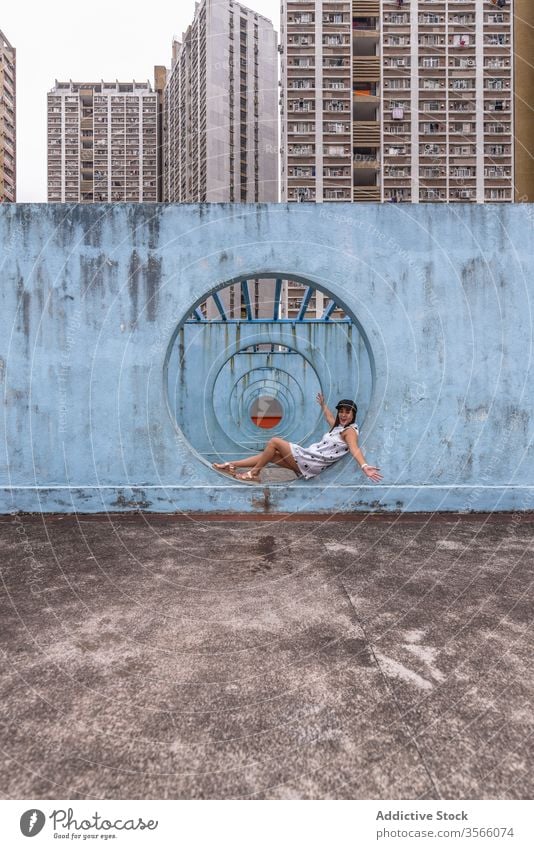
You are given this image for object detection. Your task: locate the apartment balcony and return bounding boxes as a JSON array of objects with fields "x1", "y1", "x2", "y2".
[
  {"x1": 2, "y1": 80, "x2": 15, "y2": 102},
  {"x1": 352, "y1": 0, "x2": 379, "y2": 15},
  {"x1": 484, "y1": 152, "x2": 511, "y2": 160},
  {"x1": 384, "y1": 178, "x2": 411, "y2": 188},
  {"x1": 384, "y1": 58, "x2": 408, "y2": 72},
  {"x1": 289, "y1": 83, "x2": 316, "y2": 92},
  {"x1": 322, "y1": 156, "x2": 351, "y2": 168},
  {"x1": 484, "y1": 103, "x2": 511, "y2": 114},
  {"x1": 484, "y1": 14, "x2": 511, "y2": 27},
  {"x1": 81, "y1": 150, "x2": 93, "y2": 162},
  {"x1": 323, "y1": 130, "x2": 351, "y2": 141},
  {"x1": 352, "y1": 56, "x2": 380, "y2": 82},
  {"x1": 323, "y1": 60, "x2": 350, "y2": 71},
  {"x1": 449, "y1": 176, "x2": 477, "y2": 185},
  {"x1": 448, "y1": 33, "x2": 475, "y2": 46},
  {"x1": 1, "y1": 108, "x2": 15, "y2": 129},
  {"x1": 418, "y1": 18, "x2": 446, "y2": 30},
  {"x1": 484, "y1": 125, "x2": 511, "y2": 137},
  {"x1": 384, "y1": 148, "x2": 410, "y2": 161},
  {"x1": 324, "y1": 20, "x2": 350, "y2": 31},
  {"x1": 419, "y1": 101, "x2": 448, "y2": 114},
  {"x1": 288, "y1": 106, "x2": 316, "y2": 115},
  {"x1": 484, "y1": 174, "x2": 512, "y2": 182},
  {"x1": 353, "y1": 121, "x2": 380, "y2": 145},
  {"x1": 353, "y1": 186, "x2": 380, "y2": 201},
  {"x1": 383, "y1": 41, "x2": 410, "y2": 51},
  {"x1": 2, "y1": 138, "x2": 15, "y2": 157},
  {"x1": 323, "y1": 173, "x2": 352, "y2": 181},
  {"x1": 324, "y1": 107, "x2": 351, "y2": 117},
  {"x1": 484, "y1": 61, "x2": 511, "y2": 73},
  {"x1": 447, "y1": 106, "x2": 476, "y2": 115},
  {"x1": 288, "y1": 59, "x2": 315, "y2": 68},
  {"x1": 484, "y1": 78, "x2": 511, "y2": 90}
]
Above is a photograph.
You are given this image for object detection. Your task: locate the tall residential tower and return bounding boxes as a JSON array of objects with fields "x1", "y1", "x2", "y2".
[
  {"x1": 0, "y1": 29, "x2": 16, "y2": 202},
  {"x1": 281, "y1": 0, "x2": 523, "y2": 204},
  {"x1": 47, "y1": 80, "x2": 159, "y2": 203},
  {"x1": 163, "y1": 0, "x2": 278, "y2": 203}
]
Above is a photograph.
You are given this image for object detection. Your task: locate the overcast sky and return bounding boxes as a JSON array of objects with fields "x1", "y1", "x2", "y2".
[{"x1": 3, "y1": 0, "x2": 280, "y2": 201}]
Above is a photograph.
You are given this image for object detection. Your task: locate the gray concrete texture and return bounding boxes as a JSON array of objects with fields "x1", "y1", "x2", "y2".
[{"x1": 0, "y1": 513, "x2": 532, "y2": 800}]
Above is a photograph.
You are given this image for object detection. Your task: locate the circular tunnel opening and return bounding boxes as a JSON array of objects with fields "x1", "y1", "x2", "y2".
[
  {"x1": 165, "y1": 274, "x2": 375, "y2": 484},
  {"x1": 250, "y1": 396, "x2": 284, "y2": 429}
]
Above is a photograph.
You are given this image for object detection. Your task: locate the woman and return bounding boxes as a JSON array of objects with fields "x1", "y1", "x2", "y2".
[{"x1": 213, "y1": 394, "x2": 382, "y2": 484}]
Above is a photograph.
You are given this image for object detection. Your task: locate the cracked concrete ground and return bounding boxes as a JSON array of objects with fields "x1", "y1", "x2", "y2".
[{"x1": 0, "y1": 513, "x2": 532, "y2": 800}]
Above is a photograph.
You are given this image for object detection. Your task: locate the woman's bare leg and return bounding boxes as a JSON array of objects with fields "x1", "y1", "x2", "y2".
[
  {"x1": 229, "y1": 454, "x2": 265, "y2": 469},
  {"x1": 236, "y1": 438, "x2": 299, "y2": 479}
]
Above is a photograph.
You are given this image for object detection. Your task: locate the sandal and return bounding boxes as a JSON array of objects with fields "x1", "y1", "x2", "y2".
[
  {"x1": 235, "y1": 470, "x2": 261, "y2": 484},
  {"x1": 212, "y1": 462, "x2": 236, "y2": 477}
]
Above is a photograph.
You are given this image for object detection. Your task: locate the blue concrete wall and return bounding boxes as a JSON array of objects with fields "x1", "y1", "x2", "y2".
[{"x1": 0, "y1": 202, "x2": 533, "y2": 513}]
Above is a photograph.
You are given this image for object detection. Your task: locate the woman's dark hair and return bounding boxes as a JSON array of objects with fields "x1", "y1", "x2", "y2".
[{"x1": 329, "y1": 404, "x2": 357, "y2": 432}]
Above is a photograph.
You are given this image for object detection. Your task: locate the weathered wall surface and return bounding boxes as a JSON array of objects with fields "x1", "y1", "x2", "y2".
[{"x1": 0, "y1": 203, "x2": 532, "y2": 513}]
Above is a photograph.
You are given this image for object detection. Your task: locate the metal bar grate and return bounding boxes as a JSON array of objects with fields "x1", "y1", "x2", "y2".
[
  {"x1": 211, "y1": 291, "x2": 228, "y2": 320},
  {"x1": 322, "y1": 300, "x2": 337, "y2": 321},
  {"x1": 297, "y1": 286, "x2": 313, "y2": 320},
  {"x1": 241, "y1": 280, "x2": 252, "y2": 320}
]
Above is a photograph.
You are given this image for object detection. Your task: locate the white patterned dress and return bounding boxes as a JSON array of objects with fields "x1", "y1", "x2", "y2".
[{"x1": 289, "y1": 424, "x2": 359, "y2": 479}]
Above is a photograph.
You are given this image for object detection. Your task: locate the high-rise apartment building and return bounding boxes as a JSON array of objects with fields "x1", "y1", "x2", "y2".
[
  {"x1": 281, "y1": 0, "x2": 522, "y2": 205},
  {"x1": 47, "y1": 81, "x2": 159, "y2": 203},
  {"x1": 514, "y1": 0, "x2": 534, "y2": 201},
  {"x1": 163, "y1": 0, "x2": 278, "y2": 203},
  {"x1": 281, "y1": 1, "x2": 352, "y2": 203},
  {"x1": 163, "y1": 0, "x2": 279, "y2": 320},
  {"x1": 0, "y1": 30, "x2": 16, "y2": 203}
]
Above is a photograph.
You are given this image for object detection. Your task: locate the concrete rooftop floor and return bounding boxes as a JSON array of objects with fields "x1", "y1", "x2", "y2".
[{"x1": 0, "y1": 512, "x2": 532, "y2": 800}]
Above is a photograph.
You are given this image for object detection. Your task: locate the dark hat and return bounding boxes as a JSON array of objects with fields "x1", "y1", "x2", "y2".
[{"x1": 336, "y1": 399, "x2": 357, "y2": 412}]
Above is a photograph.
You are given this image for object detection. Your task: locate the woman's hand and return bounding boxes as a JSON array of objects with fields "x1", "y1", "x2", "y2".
[
  {"x1": 362, "y1": 465, "x2": 382, "y2": 483},
  {"x1": 316, "y1": 392, "x2": 325, "y2": 407}
]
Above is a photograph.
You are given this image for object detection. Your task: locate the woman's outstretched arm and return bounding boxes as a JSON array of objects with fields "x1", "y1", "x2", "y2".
[
  {"x1": 342, "y1": 428, "x2": 383, "y2": 483},
  {"x1": 316, "y1": 393, "x2": 336, "y2": 427}
]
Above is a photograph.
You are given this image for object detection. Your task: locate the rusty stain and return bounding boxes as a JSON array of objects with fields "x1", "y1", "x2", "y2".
[
  {"x1": 251, "y1": 487, "x2": 273, "y2": 512},
  {"x1": 145, "y1": 254, "x2": 161, "y2": 322},
  {"x1": 128, "y1": 250, "x2": 141, "y2": 324},
  {"x1": 113, "y1": 491, "x2": 152, "y2": 510}
]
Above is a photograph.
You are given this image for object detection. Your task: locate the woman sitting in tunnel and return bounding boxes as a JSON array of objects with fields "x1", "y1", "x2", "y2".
[{"x1": 213, "y1": 395, "x2": 382, "y2": 483}]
